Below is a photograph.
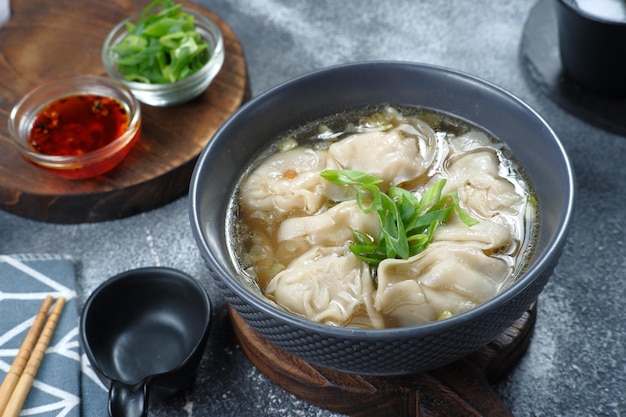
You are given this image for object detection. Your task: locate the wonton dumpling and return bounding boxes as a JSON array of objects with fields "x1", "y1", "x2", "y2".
[
  {"x1": 443, "y1": 149, "x2": 523, "y2": 219},
  {"x1": 433, "y1": 215, "x2": 512, "y2": 251},
  {"x1": 265, "y1": 245, "x2": 383, "y2": 328},
  {"x1": 325, "y1": 125, "x2": 436, "y2": 200},
  {"x1": 239, "y1": 147, "x2": 329, "y2": 221},
  {"x1": 276, "y1": 200, "x2": 381, "y2": 264},
  {"x1": 374, "y1": 242, "x2": 510, "y2": 327},
  {"x1": 448, "y1": 129, "x2": 495, "y2": 153}
]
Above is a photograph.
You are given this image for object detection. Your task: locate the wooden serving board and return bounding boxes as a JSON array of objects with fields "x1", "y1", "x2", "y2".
[
  {"x1": 0, "y1": 0, "x2": 249, "y2": 223},
  {"x1": 230, "y1": 304, "x2": 537, "y2": 417}
]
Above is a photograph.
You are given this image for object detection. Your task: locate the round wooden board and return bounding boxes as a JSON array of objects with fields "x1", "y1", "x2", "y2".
[
  {"x1": 230, "y1": 304, "x2": 537, "y2": 417},
  {"x1": 0, "y1": 0, "x2": 249, "y2": 223}
]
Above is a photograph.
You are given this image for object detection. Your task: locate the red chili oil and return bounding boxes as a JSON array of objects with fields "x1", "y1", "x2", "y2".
[{"x1": 29, "y1": 94, "x2": 129, "y2": 156}]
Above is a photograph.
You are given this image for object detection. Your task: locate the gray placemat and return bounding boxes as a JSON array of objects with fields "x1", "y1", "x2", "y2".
[{"x1": 0, "y1": 254, "x2": 108, "y2": 416}]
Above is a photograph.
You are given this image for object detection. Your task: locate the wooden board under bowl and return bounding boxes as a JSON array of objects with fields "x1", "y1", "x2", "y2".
[
  {"x1": 230, "y1": 304, "x2": 537, "y2": 417},
  {"x1": 0, "y1": 0, "x2": 250, "y2": 223}
]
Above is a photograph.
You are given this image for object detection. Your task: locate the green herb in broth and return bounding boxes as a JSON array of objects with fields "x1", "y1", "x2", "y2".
[{"x1": 320, "y1": 169, "x2": 478, "y2": 277}]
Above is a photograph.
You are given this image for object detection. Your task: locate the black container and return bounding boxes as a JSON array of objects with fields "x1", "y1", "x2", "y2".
[
  {"x1": 80, "y1": 267, "x2": 211, "y2": 417},
  {"x1": 555, "y1": 0, "x2": 626, "y2": 96},
  {"x1": 189, "y1": 61, "x2": 575, "y2": 376}
]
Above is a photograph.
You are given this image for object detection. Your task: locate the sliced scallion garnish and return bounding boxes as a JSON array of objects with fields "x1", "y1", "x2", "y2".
[
  {"x1": 321, "y1": 169, "x2": 478, "y2": 271},
  {"x1": 109, "y1": 0, "x2": 211, "y2": 84}
]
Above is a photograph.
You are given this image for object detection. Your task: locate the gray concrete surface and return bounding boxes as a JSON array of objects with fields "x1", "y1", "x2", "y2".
[{"x1": 1, "y1": 0, "x2": 625, "y2": 416}]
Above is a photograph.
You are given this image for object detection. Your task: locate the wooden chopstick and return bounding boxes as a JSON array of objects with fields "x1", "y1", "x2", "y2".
[
  {"x1": 0, "y1": 296, "x2": 53, "y2": 416},
  {"x1": 1, "y1": 297, "x2": 65, "y2": 417}
]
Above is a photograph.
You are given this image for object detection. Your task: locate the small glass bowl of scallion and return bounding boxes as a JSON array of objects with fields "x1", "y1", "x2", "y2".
[{"x1": 102, "y1": 4, "x2": 224, "y2": 106}]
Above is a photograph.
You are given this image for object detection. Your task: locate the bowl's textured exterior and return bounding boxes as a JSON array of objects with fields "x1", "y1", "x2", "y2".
[{"x1": 189, "y1": 62, "x2": 575, "y2": 375}]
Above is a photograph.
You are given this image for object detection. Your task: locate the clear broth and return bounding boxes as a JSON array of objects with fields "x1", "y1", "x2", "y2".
[{"x1": 226, "y1": 105, "x2": 539, "y2": 328}]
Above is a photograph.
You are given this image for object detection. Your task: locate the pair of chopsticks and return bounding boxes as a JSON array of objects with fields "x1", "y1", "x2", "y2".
[{"x1": 0, "y1": 296, "x2": 65, "y2": 417}]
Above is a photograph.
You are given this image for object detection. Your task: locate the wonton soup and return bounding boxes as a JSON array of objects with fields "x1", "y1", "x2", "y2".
[{"x1": 227, "y1": 105, "x2": 538, "y2": 329}]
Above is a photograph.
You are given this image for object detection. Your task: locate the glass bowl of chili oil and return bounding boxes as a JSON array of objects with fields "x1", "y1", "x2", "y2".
[{"x1": 8, "y1": 75, "x2": 141, "y2": 180}]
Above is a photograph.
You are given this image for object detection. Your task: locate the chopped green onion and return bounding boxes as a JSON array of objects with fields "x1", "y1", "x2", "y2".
[
  {"x1": 109, "y1": 0, "x2": 211, "y2": 84},
  {"x1": 321, "y1": 169, "x2": 478, "y2": 272}
]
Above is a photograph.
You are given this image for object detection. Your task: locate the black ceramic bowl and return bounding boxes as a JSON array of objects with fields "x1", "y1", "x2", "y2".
[
  {"x1": 81, "y1": 267, "x2": 211, "y2": 416},
  {"x1": 189, "y1": 62, "x2": 575, "y2": 376},
  {"x1": 555, "y1": 0, "x2": 626, "y2": 96}
]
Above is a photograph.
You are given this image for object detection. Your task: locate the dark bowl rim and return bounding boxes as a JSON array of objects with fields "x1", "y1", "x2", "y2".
[{"x1": 189, "y1": 60, "x2": 576, "y2": 339}]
